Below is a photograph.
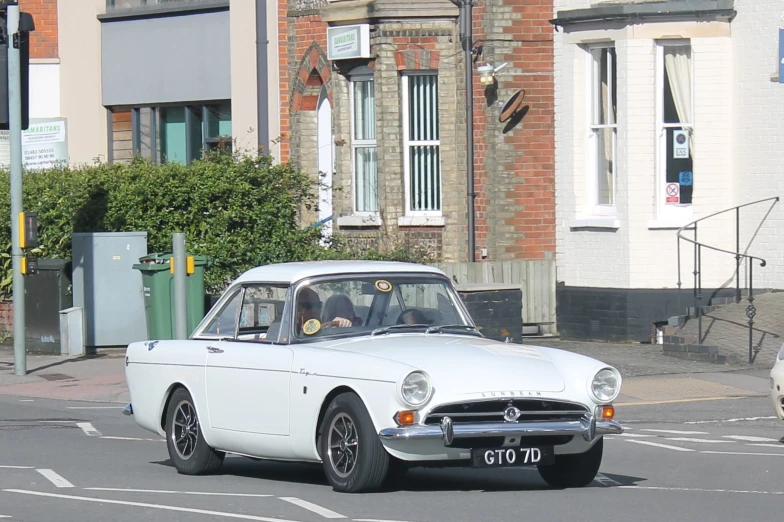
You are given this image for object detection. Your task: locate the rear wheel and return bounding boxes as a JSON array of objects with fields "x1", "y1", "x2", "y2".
[
  {"x1": 319, "y1": 392, "x2": 390, "y2": 493},
  {"x1": 165, "y1": 387, "x2": 224, "y2": 475},
  {"x1": 537, "y1": 438, "x2": 603, "y2": 488}
]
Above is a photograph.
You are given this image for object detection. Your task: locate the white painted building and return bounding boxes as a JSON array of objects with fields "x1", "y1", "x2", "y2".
[{"x1": 551, "y1": 0, "x2": 784, "y2": 341}]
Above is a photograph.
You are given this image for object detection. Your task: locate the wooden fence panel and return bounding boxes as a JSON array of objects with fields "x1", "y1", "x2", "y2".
[{"x1": 431, "y1": 259, "x2": 557, "y2": 334}]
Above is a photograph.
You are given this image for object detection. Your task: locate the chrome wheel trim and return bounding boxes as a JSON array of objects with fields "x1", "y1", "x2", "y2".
[
  {"x1": 327, "y1": 412, "x2": 358, "y2": 478},
  {"x1": 171, "y1": 400, "x2": 199, "y2": 461}
]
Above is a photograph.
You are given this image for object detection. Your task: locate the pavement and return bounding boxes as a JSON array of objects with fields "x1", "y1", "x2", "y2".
[{"x1": 673, "y1": 291, "x2": 784, "y2": 366}]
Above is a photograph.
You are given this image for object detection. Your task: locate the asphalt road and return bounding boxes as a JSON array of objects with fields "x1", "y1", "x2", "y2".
[{"x1": 0, "y1": 384, "x2": 782, "y2": 522}]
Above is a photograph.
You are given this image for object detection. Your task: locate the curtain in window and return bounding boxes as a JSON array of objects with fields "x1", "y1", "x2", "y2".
[{"x1": 664, "y1": 46, "x2": 693, "y2": 147}]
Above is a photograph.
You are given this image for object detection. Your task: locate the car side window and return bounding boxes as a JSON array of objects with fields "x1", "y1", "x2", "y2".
[
  {"x1": 203, "y1": 290, "x2": 241, "y2": 338},
  {"x1": 237, "y1": 284, "x2": 289, "y2": 341}
]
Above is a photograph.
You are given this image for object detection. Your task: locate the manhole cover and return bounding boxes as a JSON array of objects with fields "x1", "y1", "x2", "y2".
[{"x1": 38, "y1": 373, "x2": 74, "y2": 381}]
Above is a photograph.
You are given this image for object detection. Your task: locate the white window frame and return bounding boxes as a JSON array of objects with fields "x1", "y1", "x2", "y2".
[
  {"x1": 654, "y1": 39, "x2": 695, "y2": 225},
  {"x1": 349, "y1": 72, "x2": 379, "y2": 216},
  {"x1": 585, "y1": 43, "x2": 618, "y2": 218},
  {"x1": 402, "y1": 71, "x2": 442, "y2": 218}
]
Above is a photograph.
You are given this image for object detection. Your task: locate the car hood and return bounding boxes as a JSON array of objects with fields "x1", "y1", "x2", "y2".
[{"x1": 325, "y1": 334, "x2": 566, "y2": 394}]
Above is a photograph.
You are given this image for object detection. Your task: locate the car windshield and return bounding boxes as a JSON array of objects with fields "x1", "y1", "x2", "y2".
[{"x1": 291, "y1": 274, "x2": 476, "y2": 341}]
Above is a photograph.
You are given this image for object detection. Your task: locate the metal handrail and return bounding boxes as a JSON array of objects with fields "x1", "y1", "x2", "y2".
[{"x1": 675, "y1": 196, "x2": 779, "y2": 364}]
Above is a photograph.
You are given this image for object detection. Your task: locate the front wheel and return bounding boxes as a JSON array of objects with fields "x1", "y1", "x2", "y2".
[
  {"x1": 319, "y1": 392, "x2": 390, "y2": 493},
  {"x1": 165, "y1": 387, "x2": 224, "y2": 475},
  {"x1": 537, "y1": 437, "x2": 603, "y2": 488}
]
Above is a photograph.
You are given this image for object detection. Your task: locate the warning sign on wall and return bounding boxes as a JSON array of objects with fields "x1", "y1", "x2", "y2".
[{"x1": 665, "y1": 183, "x2": 680, "y2": 204}]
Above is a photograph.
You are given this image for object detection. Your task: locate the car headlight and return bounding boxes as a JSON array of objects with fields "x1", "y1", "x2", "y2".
[
  {"x1": 591, "y1": 368, "x2": 621, "y2": 403},
  {"x1": 400, "y1": 371, "x2": 432, "y2": 407},
  {"x1": 778, "y1": 343, "x2": 784, "y2": 361}
]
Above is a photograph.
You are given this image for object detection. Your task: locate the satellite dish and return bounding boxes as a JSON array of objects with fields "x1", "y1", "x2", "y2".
[{"x1": 499, "y1": 89, "x2": 525, "y2": 123}]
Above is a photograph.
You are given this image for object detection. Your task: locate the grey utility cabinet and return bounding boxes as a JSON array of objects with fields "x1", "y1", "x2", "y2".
[{"x1": 72, "y1": 232, "x2": 148, "y2": 348}]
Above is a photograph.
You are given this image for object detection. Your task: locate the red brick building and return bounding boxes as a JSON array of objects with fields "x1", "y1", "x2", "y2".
[{"x1": 280, "y1": 0, "x2": 555, "y2": 263}]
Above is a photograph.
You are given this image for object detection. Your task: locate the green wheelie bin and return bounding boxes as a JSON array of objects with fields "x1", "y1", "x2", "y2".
[{"x1": 132, "y1": 253, "x2": 213, "y2": 340}]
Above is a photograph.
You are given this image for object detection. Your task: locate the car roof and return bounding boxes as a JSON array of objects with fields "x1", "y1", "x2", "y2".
[{"x1": 233, "y1": 260, "x2": 447, "y2": 285}]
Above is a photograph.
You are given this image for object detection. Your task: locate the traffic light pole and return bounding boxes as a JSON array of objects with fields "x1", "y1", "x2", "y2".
[{"x1": 7, "y1": 4, "x2": 26, "y2": 375}]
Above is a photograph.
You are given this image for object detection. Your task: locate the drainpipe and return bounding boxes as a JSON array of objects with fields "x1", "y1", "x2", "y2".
[
  {"x1": 256, "y1": 0, "x2": 270, "y2": 153},
  {"x1": 453, "y1": 0, "x2": 476, "y2": 262}
]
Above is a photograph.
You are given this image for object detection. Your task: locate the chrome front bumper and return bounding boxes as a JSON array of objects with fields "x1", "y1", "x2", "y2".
[{"x1": 378, "y1": 414, "x2": 623, "y2": 445}]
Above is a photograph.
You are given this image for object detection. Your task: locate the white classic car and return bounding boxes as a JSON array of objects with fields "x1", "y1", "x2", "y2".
[{"x1": 123, "y1": 260, "x2": 624, "y2": 493}]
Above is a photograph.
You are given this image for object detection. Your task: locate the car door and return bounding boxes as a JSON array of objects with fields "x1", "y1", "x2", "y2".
[{"x1": 203, "y1": 283, "x2": 294, "y2": 436}]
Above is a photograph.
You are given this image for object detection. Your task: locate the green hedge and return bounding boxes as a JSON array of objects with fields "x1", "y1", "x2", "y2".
[{"x1": 0, "y1": 151, "x2": 430, "y2": 298}]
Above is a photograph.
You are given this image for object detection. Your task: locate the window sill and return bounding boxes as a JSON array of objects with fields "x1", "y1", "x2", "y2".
[
  {"x1": 398, "y1": 216, "x2": 445, "y2": 227},
  {"x1": 647, "y1": 218, "x2": 694, "y2": 230},
  {"x1": 336, "y1": 215, "x2": 382, "y2": 227},
  {"x1": 568, "y1": 217, "x2": 620, "y2": 230}
]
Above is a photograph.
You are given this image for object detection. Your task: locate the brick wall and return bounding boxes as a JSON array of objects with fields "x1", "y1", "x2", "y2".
[
  {"x1": 0, "y1": 301, "x2": 12, "y2": 336},
  {"x1": 284, "y1": 0, "x2": 556, "y2": 263},
  {"x1": 20, "y1": 0, "x2": 58, "y2": 59},
  {"x1": 473, "y1": 0, "x2": 556, "y2": 261}
]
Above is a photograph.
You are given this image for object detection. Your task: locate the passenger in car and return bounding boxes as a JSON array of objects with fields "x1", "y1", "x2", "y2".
[
  {"x1": 322, "y1": 294, "x2": 363, "y2": 328},
  {"x1": 397, "y1": 309, "x2": 432, "y2": 325}
]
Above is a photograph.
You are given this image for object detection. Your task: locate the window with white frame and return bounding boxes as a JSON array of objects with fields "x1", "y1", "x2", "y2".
[
  {"x1": 350, "y1": 71, "x2": 378, "y2": 213},
  {"x1": 588, "y1": 45, "x2": 617, "y2": 212},
  {"x1": 402, "y1": 73, "x2": 441, "y2": 215},
  {"x1": 657, "y1": 41, "x2": 693, "y2": 212}
]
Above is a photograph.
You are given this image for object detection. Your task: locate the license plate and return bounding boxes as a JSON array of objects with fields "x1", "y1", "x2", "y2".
[{"x1": 471, "y1": 446, "x2": 554, "y2": 468}]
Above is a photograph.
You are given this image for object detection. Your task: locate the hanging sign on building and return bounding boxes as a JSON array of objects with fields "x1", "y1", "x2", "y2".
[
  {"x1": 665, "y1": 182, "x2": 680, "y2": 204},
  {"x1": 327, "y1": 24, "x2": 370, "y2": 60},
  {"x1": 0, "y1": 117, "x2": 69, "y2": 171},
  {"x1": 673, "y1": 130, "x2": 689, "y2": 159}
]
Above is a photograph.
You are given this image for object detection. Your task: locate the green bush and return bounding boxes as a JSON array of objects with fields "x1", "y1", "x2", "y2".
[{"x1": 0, "y1": 151, "x2": 431, "y2": 299}]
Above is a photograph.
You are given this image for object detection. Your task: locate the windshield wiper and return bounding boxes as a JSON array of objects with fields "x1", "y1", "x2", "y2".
[
  {"x1": 425, "y1": 324, "x2": 478, "y2": 334},
  {"x1": 371, "y1": 324, "x2": 430, "y2": 336}
]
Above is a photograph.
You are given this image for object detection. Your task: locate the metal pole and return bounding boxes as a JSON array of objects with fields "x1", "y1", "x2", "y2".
[
  {"x1": 735, "y1": 207, "x2": 740, "y2": 303},
  {"x1": 8, "y1": 4, "x2": 26, "y2": 376},
  {"x1": 463, "y1": 0, "x2": 476, "y2": 262},
  {"x1": 173, "y1": 233, "x2": 188, "y2": 339},
  {"x1": 747, "y1": 261, "x2": 755, "y2": 364},
  {"x1": 697, "y1": 244, "x2": 702, "y2": 344}
]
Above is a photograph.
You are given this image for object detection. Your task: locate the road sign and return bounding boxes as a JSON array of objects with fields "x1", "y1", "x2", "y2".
[{"x1": 666, "y1": 183, "x2": 680, "y2": 204}]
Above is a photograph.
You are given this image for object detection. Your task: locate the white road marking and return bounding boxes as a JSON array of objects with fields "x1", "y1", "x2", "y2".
[
  {"x1": 279, "y1": 497, "x2": 345, "y2": 519},
  {"x1": 2, "y1": 490, "x2": 302, "y2": 522},
  {"x1": 593, "y1": 473, "x2": 620, "y2": 487},
  {"x1": 18, "y1": 400, "x2": 33, "y2": 402},
  {"x1": 722, "y1": 435, "x2": 781, "y2": 443},
  {"x1": 685, "y1": 416, "x2": 777, "y2": 424},
  {"x1": 85, "y1": 488, "x2": 271, "y2": 498},
  {"x1": 748, "y1": 443, "x2": 784, "y2": 448},
  {"x1": 35, "y1": 469, "x2": 75, "y2": 488},
  {"x1": 700, "y1": 451, "x2": 784, "y2": 457},
  {"x1": 665, "y1": 438, "x2": 735, "y2": 444},
  {"x1": 640, "y1": 429, "x2": 708, "y2": 435},
  {"x1": 617, "y1": 433, "x2": 655, "y2": 438},
  {"x1": 353, "y1": 518, "x2": 405, "y2": 522},
  {"x1": 76, "y1": 422, "x2": 101, "y2": 437},
  {"x1": 0, "y1": 466, "x2": 33, "y2": 469},
  {"x1": 0, "y1": 515, "x2": 11, "y2": 519},
  {"x1": 99, "y1": 436, "x2": 164, "y2": 442},
  {"x1": 619, "y1": 485, "x2": 784, "y2": 496},
  {"x1": 67, "y1": 407, "x2": 122, "y2": 410},
  {"x1": 624, "y1": 439, "x2": 695, "y2": 452}
]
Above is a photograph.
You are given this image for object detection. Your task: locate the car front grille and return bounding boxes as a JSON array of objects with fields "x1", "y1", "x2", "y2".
[{"x1": 424, "y1": 398, "x2": 590, "y2": 426}]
